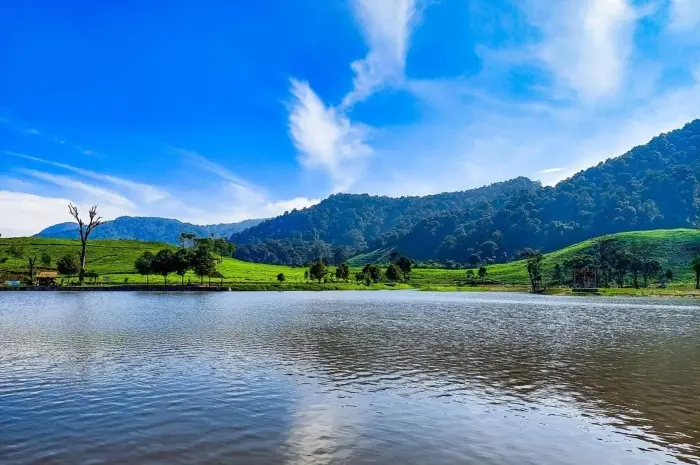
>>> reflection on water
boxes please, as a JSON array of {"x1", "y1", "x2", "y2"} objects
[{"x1": 1, "y1": 291, "x2": 699, "y2": 464}]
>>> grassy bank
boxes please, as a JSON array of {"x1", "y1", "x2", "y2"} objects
[{"x1": 1, "y1": 229, "x2": 699, "y2": 295}]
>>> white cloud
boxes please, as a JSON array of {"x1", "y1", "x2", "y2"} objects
[
  {"x1": 0, "y1": 191, "x2": 77, "y2": 237},
  {"x1": 668, "y1": 0, "x2": 700, "y2": 31},
  {"x1": 530, "y1": 0, "x2": 639, "y2": 103},
  {"x1": 19, "y1": 169, "x2": 137, "y2": 209},
  {"x1": 540, "y1": 167, "x2": 564, "y2": 174},
  {"x1": 5, "y1": 151, "x2": 168, "y2": 203},
  {"x1": 289, "y1": 79, "x2": 373, "y2": 192},
  {"x1": 342, "y1": 0, "x2": 422, "y2": 108}
]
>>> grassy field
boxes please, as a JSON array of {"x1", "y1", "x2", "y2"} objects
[
  {"x1": 1, "y1": 229, "x2": 699, "y2": 293},
  {"x1": 406, "y1": 229, "x2": 700, "y2": 288},
  {"x1": 0, "y1": 237, "x2": 409, "y2": 289}
]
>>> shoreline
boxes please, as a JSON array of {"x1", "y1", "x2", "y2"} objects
[{"x1": 2, "y1": 283, "x2": 699, "y2": 297}]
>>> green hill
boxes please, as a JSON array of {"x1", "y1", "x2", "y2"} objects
[
  {"x1": 1, "y1": 230, "x2": 699, "y2": 291},
  {"x1": 409, "y1": 229, "x2": 700, "y2": 288},
  {"x1": 234, "y1": 120, "x2": 700, "y2": 266},
  {"x1": 36, "y1": 216, "x2": 263, "y2": 244},
  {"x1": 0, "y1": 237, "x2": 360, "y2": 289}
]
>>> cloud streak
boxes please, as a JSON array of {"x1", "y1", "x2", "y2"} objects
[
  {"x1": 529, "y1": 0, "x2": 639, "y2": 103},
  {"x1": 5, "y1": 151, "x2": 168, "y2": 203},
  {"x1": 288, "y1": 79, "x2": 373, "y2": 193},
  {"x1": 342, "y1": 0, "x2": 421, "y2": 108}
]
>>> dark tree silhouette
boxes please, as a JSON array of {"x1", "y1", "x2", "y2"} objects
[
  {"x1": 172, "y1": 248, "x2": 192, "y2": 285},
  {"x1": 152, "y1": 249, "x2": 175, "y2": 285},
  {"x1": 57, "y1": 253, "x2": 79, "y2": 279},
  {"x1": 134, "y1": 251, "x2": 155, "y2": 285},
  {"x1": 692, "y1": 255, "x2": 700, "y2": 289},
  {"x1": 68, "y1": 203, "x2": 103, "y2": 285},
  {"x1": 309, "y1": 260, "x2": 326, "y2": 283},
  {"x1": 385, "y1": 263, "x2": 401, "y2": 282}
]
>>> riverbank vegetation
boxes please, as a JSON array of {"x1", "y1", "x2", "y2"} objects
[{"x1": 1, "y1": 229, "x2": 699, "y2": 295}]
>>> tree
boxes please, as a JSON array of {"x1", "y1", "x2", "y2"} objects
[
  {"x1": 336, "y1": 263, "x2": 350, "y2": 282},
  {"x1": 612, "y1": 249, "x2": 632, "y2": 287},
  {"x1": 57, "y1": 253, "x2": 79, "y2": 278},
  {"x1": 551, "y1": 263, "x2": 563, "y2": 284},
  {"x1": 134, "y1": 251, "x2": 155, "y2": 285},
  {"x1": 213, "y1": 238, "x2": 235, "y2": 263},
  {"x1": 362, "y1": 264, "x2": 382, "y2": 283},
  {"x1": 27, "y1": 255, "x2": 38, "y2": 285},
  {"x1": 592, "y1": 237, "x2": 617, "y2": 287},
  {"x1": 396, "y1": 256, "x2": 412, "y2": 281},
  {"x1": 478, "y1": 265, "x2": 488, "y2": 282},
  {"x1": 641, "y1": 259, "x2": 662, "y2": 288},
  {"x1": 309, "y1": 260, "x2": 326, "y2": 283},
  {"x1": 304, "y1": 270, "x2": 310, "y2": 281},
  {"x1": 152, "y1": 249, "x2": 175, "y2": 285},
  {"x1": 522, "y1": 250, "x2": 544, "y2": 290},
  {"x1": 692, "y1": 255, "x2": 700, "y2": 289},
  {"x1": 629, "y1": 257, "x2": 643, "y2": 288},
  {"x1": 385, "y1": 263, "x2": 401, "y2": 282},
  {"x1": 191, "y1": 245, "x2": 216, "y2": 285},
  {"x1": 40, "y1": 251, "x2": 52, "y2": 268},
  {"x1": 466, "y1": 269, "x2": 475, "y2": 280},
  {"x1": 277, "y1": 272, "x2": 286, "y2": 283},
  {"x1": 68, "y1": 203, "x2": 104, "y2": 285},
  {"x1": 172, "y1": 248, "x2": 192, "y2": 285},
  {"x1": 664, "y1": 269, "x2": 674, "y2": 281}
]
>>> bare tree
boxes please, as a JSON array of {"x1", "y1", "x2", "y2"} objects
[{"x1": 68, "y1": 203, "x2": 103, "y2": 285}]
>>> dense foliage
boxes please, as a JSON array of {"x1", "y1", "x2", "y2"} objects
[
  {"x1": 233, "y1": 177, "x2": 540, "y2": 265},
  {"x1": 235, "y1": 120, "x2": 700, "y2": 265},
  {"x1": 37, "y1": 216, "x2": 262, "y2": 245}
]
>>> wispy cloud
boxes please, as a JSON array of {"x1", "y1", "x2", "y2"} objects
[
  {"x1": 341, "y1": 0, "x2": 422, "y2": 108},
  {"x1": 5, "y1": 151, "x2": 168, "y2": 203},
  {"x1": 169, "y1": 146, "x2": 258, "y2": 191},
  {"x1": 529, "y1": 0, "x2": 640, "y2": 103},
  {"x1": 540, "y1": 167, "x2": 564, "y2": 174},
  {"x1": 19, "y1": 168, "x2": 136, "y2": 208},
  {"x1": 289, "y1": 79, "x2": 373, "y2": 193},
  {"x1": 287, "y1": 1, "x2": 422, "y2": 192}
]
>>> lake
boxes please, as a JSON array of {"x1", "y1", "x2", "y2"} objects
[{"x1": 1, "y1": 291, "x2": 699, "y2": 464}]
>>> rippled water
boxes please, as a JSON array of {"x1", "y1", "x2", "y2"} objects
[{"x1": 1, "y1": 291, "x2": 699, "y2": 464}]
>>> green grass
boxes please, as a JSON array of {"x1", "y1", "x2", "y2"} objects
[
  {"x1": 0, "y1": 237, "x2": 409, "y2": 288},
  {"x1": 408, "y1": 229, "x2": 700, "y2": 288},
  {"x1": 1, "y1": 229, "x2": 699, "y2": 293}
]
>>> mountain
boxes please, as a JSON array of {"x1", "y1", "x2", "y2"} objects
[
  {"x1": 232, "y1": 177, "x2": 541, "y2": 265},
  {"x1": 234, "y1": 120, "x2": 700, "y2": 265},
  {"x1": 36, "y1": 216, "x2": 263, "y2": 245}
]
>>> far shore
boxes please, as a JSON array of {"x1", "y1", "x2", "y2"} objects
[{"x1": 3, "y1": 283, "x2": 699, "y2": 298}]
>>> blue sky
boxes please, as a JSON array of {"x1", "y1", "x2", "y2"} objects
[{"x1": 1, "y1": 0, "x2": 700, "y2": 236}]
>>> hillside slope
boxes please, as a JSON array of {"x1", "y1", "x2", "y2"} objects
[
  {"x1": 36, "y1": 216, "x2": 263, "y2": 244},
  {"x1": 235, "y1": 120, "x2": 700, "y2": 265},
  {"x1": 2, "y1": 230, "x2": 698, "y2": 288},
  {"x1": 233, "y1": 177, "x2": 541, "y2": 265},
  {"x1": 409, "y1": 229, "x2": 700, "y2": 287}
]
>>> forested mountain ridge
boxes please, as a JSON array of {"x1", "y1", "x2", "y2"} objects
[
  {"x1": 235, "y1": 119, "x2": 700, "y2": 266},
  {"x1": 232, "y1": 177, "x2": 541, "y2": 265},
  {"x1": 36, "y1": 216, "x2": 263, "y2": 245}
]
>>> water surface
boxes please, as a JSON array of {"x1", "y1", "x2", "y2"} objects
[{"x1": 1, "y1": 291, "x2": 699, "y2": 464}]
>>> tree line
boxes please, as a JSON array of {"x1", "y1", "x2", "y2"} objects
[
  {"x1": 134, "y1": 237, "x2": 234, "y2": 285},
  {"x1": 520, "y1": 238, "x2": 700, "y2": 290},
  {"x1": 296, "y1": 252, "x2": 413, "y2": 286}
]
